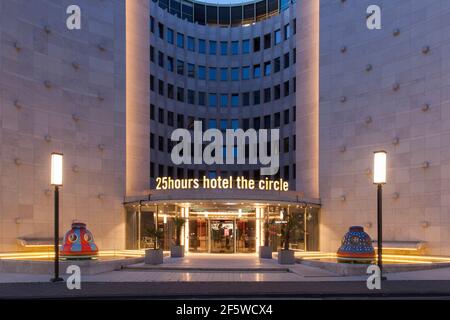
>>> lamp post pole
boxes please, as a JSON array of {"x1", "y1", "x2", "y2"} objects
[
  {"x1": 51, "y1": 185, "x2": 63, "y2": 282},
  {"x1": 377, "y1": 183, "x2": 383, "y2": 278}
]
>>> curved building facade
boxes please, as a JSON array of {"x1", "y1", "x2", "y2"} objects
[{"x1": 124, "y1": 0, "x2": 320, "y2": 254}]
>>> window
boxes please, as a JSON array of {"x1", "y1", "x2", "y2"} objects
[
  {"x1": 178, "y1": 168, "x2": 185, "y2": 179},
  {"x1": 198, "y1": 66, "x2": 206, "y2": 80},
  {"x1": 242, "y1": 92, "x2": 250, "y2": 106},
  {"x1": 284, "y1": 165, "x2": 290, "y2": 180},
  {"x1": 293, "y1": 19, "x2": 297, "y2": 35},
  {"x1": 231, "y1": 94, "x2": 239, "y2": 107},
  {"x1": 274, "y1": 112, "x2": 280, "y2": 127},
  {"x1": 253, "y1": 90, "x2": 260, "y2": 105},
  {"x1": 177, "y1": 87, "x2": 184, "y2": 102},
  {"x1": 158, "y1": 23, "x2": 164, "y2": 39},
  {"x1": 167, "y1": 56, "x2": 174, "y2": 72},
  {"x1": 199, "y1": 39, "x2": 206, "y2": 53},
  {"x1": 264, "y1": 61, "x2": 271, "y2": 76},
  {"x1": 208, "y1": 171, "x2": 217, "y2": 179},
  {"x1": 208, "y1": 119, "x2": 217, "y2": 129},
  {"x1": 231, "y1": 41, "x2": 239, "y2": 55},
  {"x1": 284, "y1": 80, "x2": 290, "y2": 97},
  {"x1": 293, "y1": 106, "x2": 296, "y2": 122},
  {"x1": 242, "y1": 39, "x2": 250, "y2": 54},
  {"x1": 293, "y1": 77, "x2": 296, "y2": 92},
  {"x1": 264, "y1": 33, "x2": 271, "y2": 49},
  {"x1": 284, "y1": 52, "x2": 290, "y2": 68},
  {"x1": 150, "y1": 133, "x2": 155, "y2": 149},
  {"x1": 187, "y1": 36, "x2": 195, "y2": 51},
  {"x1": 231, "y1": 119, "x2": 239, "y2": 130},
  {"x1": 253, "y1": 37, "x2": 260, "y2": 52},
  {"x1": 158, "y1": 108, "x2": 164, "y2": 124},
  {"x1": 177, "y1": 114, "x2": 184, "y2": 128},
  {"x1": 253, "y1": 117, "x2": 261, "y2": 130},
  {"x1": 158, "y1": 136, "x2": 164, "y2": 152},
  {"x1": 242, "y1": 66, "x2": 250, "y2": 80},
  {"x1": 167, "y1": 28, "x2": 174, "y2": 44},
  {"x1": 243, "y1": 118, "x2": 250, "y2": 130},
  {"x1": 150, "y1": 75, "x2": 154, "y2": 91},
  {"x1": 264, "y1": 115, "x2": 271, "y2": 129},
  {"x1": 167, "y1": 84, "x2": 174, "y2": 99},
  {"x1": 188, "y1": 90, "x2": 195, "y2": 104},
  {"x1": 150, "y1": 46, "x2": 154, "y2": 62},
  {"x1": 187, "y1": 63, "x2": 195, "y2": 78},
  {"x1": 177, "y1": 60, "x2": 184, "y2": 75},
  {"x1": 177, "y1": 33, "x2": 184, "y2": 48},
  {"x1": 158, "y1": 79, "x2": 164, "y2": 95},
  {"x1": 253, "y1": 64, "x2": 261, "y2": 78},
  {"x1": 168, "y1": 111, "x2": 174, "y2": 126},
  {"x1": 198, "y1": 92, "x2": 206, "y2": 106},
  {"x1": 231, "y1": 68, "x2": 239, "y2": 81},
  {"x1": 208, "y1": 93, "x2": 217, "y2": 107},
  {"x1": 150, "y1": 104, "x2": 155, "y2": 120},
  {"x1": 274, "y1": 85, "x2": 281, "y2": 100},
  {"x1": 209, "y1": 41, "x2": 217, "y2": 55},
  {"x1": 220, "y1": 94, "x2": 228, "y2": 108},
  {"x1": 284, "y1": 24, "x2": 291, "y2": 40},
  {"x1": 283, "y1": 137, "x2": 290, "y2": 153},
  {"x1": 158, "y1": 51, "x2": 164, "y2": 67},
  {"x1": 220, "y1": 41, "x2": 228, "y2": 55},
  {"x1": 220, "y1": 68, "x2": 228, "y2": 81},
  {"x1": 209, "y1": 67, "x2": 217, "y2": 80},
  {"x1": 220, "y1": 119, "x2": 227, "y2": 131},
  {"x1": 293, "y1": 48, "x2": 296, "y2": 64},
  {"x1": 150, "y1": 162, "x2": 155, "y2": 179},
  {"x1": 284, "y1": 109, "x2": 290, "y2": 125},
  {"x1": 274, "y1": 57, "x2": 281, "y2": 73},
  {"x1": 150, "y1": 16, "x2": 155, "y2": 33},
  {"x1": 293, "y1": 135, "x2": 296, "y2": 151},
  {"x1": 274, "y1": 29, "x2": 281, "y2": 45},
  {"x1": 264, "y1": 88, "x2": 271, "y2": 103}
]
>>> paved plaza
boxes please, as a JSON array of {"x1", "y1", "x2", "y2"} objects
[{"x1": 1, "y1": 254, "x2": 450, "y2": 298}]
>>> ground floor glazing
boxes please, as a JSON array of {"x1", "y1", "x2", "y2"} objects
[{"x1": 125, "y1": 201, "x2": 319, "y2": 253}]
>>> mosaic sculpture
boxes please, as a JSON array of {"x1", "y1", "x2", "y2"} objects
[
  {"x1": 337, "y1": 226, "x2": 375, "y2": 263},
  {"x1": 60, "y1": 222, "x2": 98, "y2": 260}
]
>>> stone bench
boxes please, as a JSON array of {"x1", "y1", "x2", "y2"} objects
[
  {"x1": 16, "y1": 237, "x2": 62, "y2": 252},
  {"x1": 372, "y1": 240, "x2": 426, "y2": 255}
]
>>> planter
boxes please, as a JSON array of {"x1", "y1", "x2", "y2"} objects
[
  {"x1": 170, "y1": 245, "x2": 185, "y2": 258},
  {"x1": 278, "y1": 249, "x2": 295, "y2": 265},
  {"x1": 144, "y1": 249, "x2": 163, "y2": 265},
  {"x1": 259, "y1": 246, "x2": 273, "y2": 259}
]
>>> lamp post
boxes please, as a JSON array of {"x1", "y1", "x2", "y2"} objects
[
  {"x1": 373, "y1": 151, "x2": 387, "y2": 280},
  {"x1": 50, "y1": 153, "x2": 64, "y2": 282}
]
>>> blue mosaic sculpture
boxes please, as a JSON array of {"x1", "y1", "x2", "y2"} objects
[{"x1": 337, "y1": 226, "x2": 375, "y2": 264}]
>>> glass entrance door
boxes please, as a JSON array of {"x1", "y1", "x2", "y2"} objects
[{"x1": 210, "y1": 219, "x2": 235, "y2": 253}]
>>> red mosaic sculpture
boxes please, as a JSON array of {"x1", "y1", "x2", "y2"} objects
[{"x1": 60, "y1": 222, "x2": 98, "y2": 260}]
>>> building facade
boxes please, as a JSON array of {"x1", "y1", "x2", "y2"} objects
[{"x1": 1, "y1": 0, "x2": 450, "y2": 255}]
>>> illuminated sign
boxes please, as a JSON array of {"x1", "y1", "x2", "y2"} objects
[{"x1": 156, "y1": 176, "x2": 289, "y2": 192}]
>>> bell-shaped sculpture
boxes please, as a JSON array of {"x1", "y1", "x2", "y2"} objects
[
  {"x1": 60, "y1": 222, "x2": 99, "y2": 260},
  {"x1": 337, "y1": 226, "x2": 375, "y2": 263}
]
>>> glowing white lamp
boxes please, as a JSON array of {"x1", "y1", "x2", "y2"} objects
[
  {"x1": 373, "y1": 151, "x2": 387, "y2": 184},
  {"x1": 51, "y1": 153, "x2": 63, "y2": 186}
]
